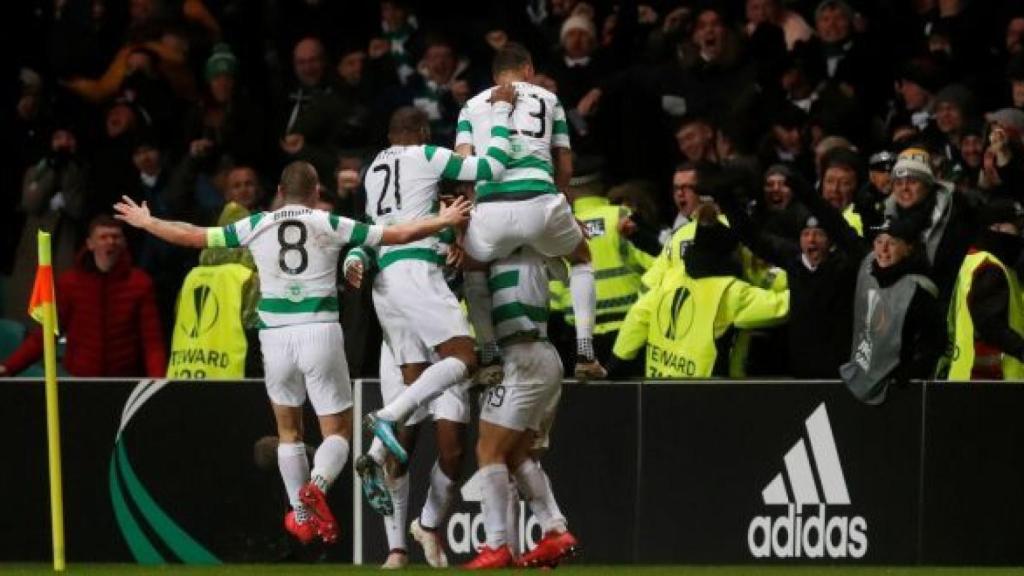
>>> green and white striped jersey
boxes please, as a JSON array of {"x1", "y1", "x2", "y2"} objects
[
  {"x1": 208, "y1": 206, "x2": 382, "y2": 328},
  {"x1": 364, "y1": 102, "x2": 512, "y2": 269},
  {"x1": 489, "y1": 249, "x2": 551, "y2": 345},
  {"x1": 456, "y1": 82, "x2": 570, "y2": 201}
]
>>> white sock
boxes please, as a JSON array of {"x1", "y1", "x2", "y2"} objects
[
  {"x1": 311, "y1": 434, "x2": 349, "y2": 492},
  {"x1": 383, "y1": 473, "x2": 410, "y2": 552},
  {"x1": 368, "y1": 437, "x2": 388, "y2": 466},
  {"x1": 377, "y1": 358, "x2": 468, "y2": 422},
  {"x1": 277, "y1": 441, "x2": 310, "y2": 521},
  {"x1": 514, "y1": 459, "x2": 567, "y2": 533},
  {"x1": 464, "y1": 271, "x2": 499, "y2": 362},
  {"x1": 479, "y1": 463, "x2": 510, "y2": 549},
  {"x1": 570, "y1": 263, "x2": 596, "y2": 358},
  {"x1": 420, "y1": 461, "x2": 455, "y2": 529},
  {"x1": 506, "y1": 479, "x2": 521, "y2": 557}
]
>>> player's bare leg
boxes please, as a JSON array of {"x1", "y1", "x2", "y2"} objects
[{"x1": 367, "y1": 337, "x2": 477, "y2": 462}]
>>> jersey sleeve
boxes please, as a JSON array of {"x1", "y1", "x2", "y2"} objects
[
  {"x1": 455, "y1": 105, "x2": 474, "y2": 149},
  {"x1": 207, "y1": 212, "x2": 263, "y2": 248},
  {"x1": 328, "y1": 213, "x2": 384, "y2": 247},
  {"x1": 552, "y1": 99, "x2": 571, "y2": 150},
  {"x1": 424, "y1": 102, "x2": 511, "y2": 182}
]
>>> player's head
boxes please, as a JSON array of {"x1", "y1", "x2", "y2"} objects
[
  {"x1": 278, "y1": 161, "x2": 321, "y2": 206},
  {"x1": 388, "y1": 106, "x2": 430, "y2": 145},
  {"x1": 492, "y1": 42, "x2": 534, "y2": 83}
]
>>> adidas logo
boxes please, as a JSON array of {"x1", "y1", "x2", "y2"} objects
[{"x1": 748, "y1": 403, "x2": 868, "y2": 559}]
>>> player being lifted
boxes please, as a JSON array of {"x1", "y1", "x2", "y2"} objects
[
  {"x1": 344, "y1": 91, "x2": 514, "y2": 567},
  {"x1": 465, "y1": 247, "x2": 578, "y2": 569},
  {"x1": 455, "y1": 42, "x2": 604, "y2": 382},
  {"x1": 112, "y1": 161, "x2": 471, "y2": 546}
]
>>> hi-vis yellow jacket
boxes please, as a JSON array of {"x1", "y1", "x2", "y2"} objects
[
  {"x1": 948, "y1": 250, "x2": 1024, "y2": 380},
  {"x1": 551, "y1": 196, "x2": 653, "y2": 334},
  {"x1": 612, "y1": 270, "x2": 789, "y2": 378}
]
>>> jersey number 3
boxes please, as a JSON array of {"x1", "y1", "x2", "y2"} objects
[
  {"x1": 512, "y1": 94, "x2": 547, "y2": 139},
  {"x1": 374, "y1": 159, "x2": 402, "y2": 216}
]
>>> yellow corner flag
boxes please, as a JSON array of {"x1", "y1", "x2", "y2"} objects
[
  {"x1": 29, "y1": 233, "x2": 59, "y2": 334},
  {"x1": 33, "y1": 231, "x2": 65, "y2": 571}
]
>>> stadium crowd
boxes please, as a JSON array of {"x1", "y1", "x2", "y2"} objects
[{"x1": 7, "y1": 0, "x2": 1024, "y2": 390}]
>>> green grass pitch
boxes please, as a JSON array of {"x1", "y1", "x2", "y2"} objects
[{"x1": 5, "y1": 566, "x2": 1024, "y2": 575}]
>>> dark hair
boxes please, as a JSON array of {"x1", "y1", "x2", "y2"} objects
[
  {"x1": 492, "y1": 42, "x2": 532, "y2": 77},
  {"x1": 88, "y1": 214, "x2": 124, "y2": 235},
  {"x1": 388, "y1": 106, "x2": 430, "y2": 140},
  {"x1": 821, "y1": 147, "x2": 864, "y2": 181},
  {"x1": 279, "y1": 161, "x2": 320, "y2": 202}
]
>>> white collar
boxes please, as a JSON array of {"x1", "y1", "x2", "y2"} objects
[{"x1": 565, "y1": 56, "x2": 591, "y2": 67}]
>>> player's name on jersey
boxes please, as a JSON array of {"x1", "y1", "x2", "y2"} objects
[{"x1": 273, "y1": 208, "x2": 314, "y2": 221}]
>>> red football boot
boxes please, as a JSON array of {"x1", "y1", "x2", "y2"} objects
[
  {"x1": 299, "y1": 483, "x2": 339, "y2": 543},
  {"x1": 464, "y1": 545, "x2": 513, "y2": 569},
  {"x1": 518, "y1": 530, "x2": 580, "y2": 567},
  {"x1": 284, "y1": 511, "x2": 317, "y2": 545}
]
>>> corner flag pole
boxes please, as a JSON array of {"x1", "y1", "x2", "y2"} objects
[{"x1": 35, "y1": 231, "x2": 65, "y2": 571}]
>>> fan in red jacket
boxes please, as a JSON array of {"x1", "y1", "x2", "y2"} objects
[{"x1": 1, "y1": 215, "x2": 166, "y2": 377}]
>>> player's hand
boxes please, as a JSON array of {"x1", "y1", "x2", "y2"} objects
[
  {"x1": 113, "y1": 195, "x2": 153, "y2": 229},
  {"x1": 446, "y1": 243, "x2": 466, "y2": 268},
  {"x1": 281, "y1": 133, "x2": 305, "y2": 155},
  {"x1": 344, "y1": 259, "x2": 364, "y2": 289},
  {"x1": 489, "y1": 83, "x2": 517, "y2": 106},
  {"x1": 439, "y1": 196, "x2": 473, "y2": 226},
  {"x1": 576, "y1": 218, "x2": 592, "y2": 239}
]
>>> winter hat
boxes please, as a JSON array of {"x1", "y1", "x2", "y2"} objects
[
  {"x1": 985, "y1": 108, "x2": 1024, "y2": 134},
  {"x1": 560, "y1": 14, "x2": 596, "y2": 44},
  {"x1": 868, "y1": 150, "x2": 895, "y2": 172},
  {"x1": 934, "y1": 84, "x2": 974, "y2": 115},
  {"x1": 871, "y1": 217, "x2": 921, "y2": 244},
  {"x1": 891, "y1": 148, "x2": 935, "y2": 186},
  {"x1": 897, "y1": 56, "x2": 945, "y2": 94},
  {"x1": 205, "y1": 44, "x2": 239, "y2": 81}
]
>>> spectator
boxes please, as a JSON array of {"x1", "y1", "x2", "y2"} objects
[
  {"x1": 183, "y1": 43, "x2": 266, "y2": 169},
  {"x1": 979, "y1": 108, "x2": 1024, "y2": 201},
  {"x1": 275, "y1": 36, "x2": 346, "y2": 188},
  {"x1": 885, "y1": 147, "x2": 975, "y2": 303},
  {"x1": 841, "y1": 217, "x2": 945, "y2": 403},
  {"x1": 9, "y1": 125, "x2": 90, "y2": 325},
  {"x1": 758, "y1": 164, "x2": 811, "y2": 239},
  {"x1": 0, "y1": 216, "x2": 166, "y2": 377},
  {"x1": 370, "y1": 0, "x2": 421, "y2": 85},
  {"x1": 947, "y1": 199, "x2": 1024, "y2": 380},
  {"x1": 398, "y1": 36, "x2": 470, "y2": 145},
  {"x1": 819, "y1": 146, "x2": 869, "y2": 235},
  {"x1": 744, "y1": 0, "x2": 812, "y2": 51},
  {"x1": 675, "y1": 116, "x2": 718, "y2": 165},
  {"x1": 714, "y1": 166, "x2": 867, "y2": 379},
  {"x1": 551, "y1": 13, "x2": 606, "y2": 152}
]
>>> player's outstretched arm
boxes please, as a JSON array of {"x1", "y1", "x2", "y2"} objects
[
  {"x1": 380, "y1": 196, "x2": 472, "y2": 246},
  {"x1": 113, "y1": 195, "x2": 208, "y2": 248}
]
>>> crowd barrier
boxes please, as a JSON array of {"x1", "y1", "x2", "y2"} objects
[{"x1": 3, "y1": 379, "x2": 1022, "y2": 566}]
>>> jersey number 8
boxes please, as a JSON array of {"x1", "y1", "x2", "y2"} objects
[{"x1": 278, "y1": 221, "x2": 308, "y2": 275}]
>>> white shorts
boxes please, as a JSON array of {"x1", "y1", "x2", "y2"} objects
[
  {"x1": 373, "y1": 261, "x2": 470, "y2": 365},
  {"x1": 379, "y1": 343, "x2": 470, "y2": 426},
  {"x1": 259, "y1": 322, "x2": 352, "y2": 416},
  {"x1": 464, "y1": 194, "x2": 583, "y2": 262},
  {"x1": 480, "y1": 341, "x2": 563, "y2": 432}
]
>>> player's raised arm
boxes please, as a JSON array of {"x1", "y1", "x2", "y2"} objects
[
  {"x1": 113, "y1": 195, "x2": 209, "y2": 248},
  {"x1": 380, "y1": 196, "x2": 472, "y2": 246},
  {"x1": 425, "y1": 85, "x2": 515, "y2": 181}
]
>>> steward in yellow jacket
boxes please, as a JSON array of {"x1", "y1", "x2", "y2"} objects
[{"x1": 609, "y1": 207, "x2": 790, "y2": 378}]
